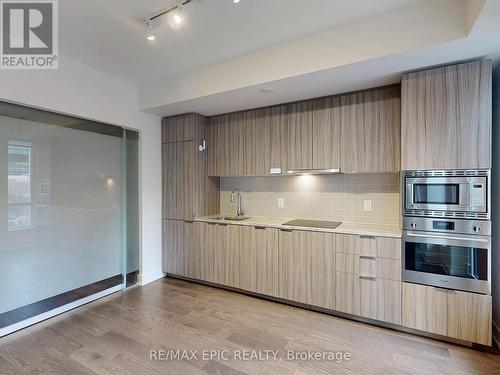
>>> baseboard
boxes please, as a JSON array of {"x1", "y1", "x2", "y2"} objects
[
  {"x1": 0, "y1": 285, "x2": 122, "y2": 337},
  {"x1": 493, "y1": 321, "x2": 500, "y2": 349},
  {"x1": 139, "y1": 269, "x2": 165, "y2": 286}
]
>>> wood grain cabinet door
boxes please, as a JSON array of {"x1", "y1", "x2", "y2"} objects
[
  {"x1": 278, "y1": 230, "x2": 310, "y2": 304},
  {"x1": 207, "y1": 113, "x2": 244, "y2": 176},
  {"x1": 201, "y1": 223, "x2": 217, "y2": 282},
  {"x1": 447, "y1": 290, "x2": 492, "y2": 346},
  {"x1": 162, "y1": 141, "x2": 195, "y2": 220},
  {"x1": 253, "y1": 227, "x2": 279, "y2": 296},
  {"x1": 162, "y1": 143, "x2": 177, "y2": 219},
  {"x1": 312, "y1": 97, "x2": 341, "y2": 170},
  {"x1": 162, "y1": 219, "x2": 178, "y2": 274},
  {"x1": 175, "y1": 141, "x2": 195, "y2": 220},
  {"x1": 335, "y1": 272, "x2": 360, "y2": 316},
  {"x1": 309, "y1": 232, "x2": 336, "y2": 309},
  {"x1": 401, "y1": 60, "x2": 491, "y2": 170},
  {"x1": 341, "y1": 86, "x2": 400, "y2": 173},
  {"x1": 402, "y1": 283, "x2": 448, "y2": 337},
  {"x1": 162, "y1": 114, "x2": 195, "y2": 143},
  {"x1": 242, "y1": 107, "x2": 285, "y2": 176},
  {"x1": 285, "y1": 101, "x2": 313, "y2": 171}
]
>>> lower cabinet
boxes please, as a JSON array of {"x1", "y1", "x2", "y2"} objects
[
  {"x1": 163, "y1": 219, "x2": 197, "y2": 277},
  {"x1": 278, "y1": 229, "x2": 335, "y2": 309},
  {"x1": 198, "y1": 223, "x2": 279, "y2": 297},
  {"x1": 164, "y1": 223, "x2": 491, "y2": 345},
  {"x1": 402, "y1": 283, "x2": 492, "y2": 345},
  {"x1": 335, "y1": 272, "x2": 401, "y2": 325},
  {"x1": 240, "y1": 226, "x2": 279, "y2": 296}
]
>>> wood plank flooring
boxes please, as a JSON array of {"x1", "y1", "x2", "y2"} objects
[{"x1": 1, "y1": 278, "x2": 499, "y2": 375}]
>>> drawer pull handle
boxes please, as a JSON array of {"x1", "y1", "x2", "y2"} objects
[
  {"x1": 359, "y1": 255, "x2": 376, "y2": 260},
  {"x1": 358, "y1": 275, "x2": 376, "y2": 280},
  {"x1": 359, "y1": 235, "x2": 376, "y2": 239},
  {"x1": 254, "y1": 226, "x2": 266, "y2": 230},
  {"x1": 280, "y1": 229, "x2": 293, "y2": 232}
]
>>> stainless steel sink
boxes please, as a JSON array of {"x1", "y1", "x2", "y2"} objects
[{"x1": 215, "y1": 216, "x2": 250, "y2": 221}]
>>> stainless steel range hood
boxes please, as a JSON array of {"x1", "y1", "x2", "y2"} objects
[{"x1": 285, "y1": 168, "x2": 341, "y2": 175}]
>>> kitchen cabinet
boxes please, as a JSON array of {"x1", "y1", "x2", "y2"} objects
[
  {"x1": 207, "y1": 112, "x2": 245, "y2": 176},
  {"x1": 401, "y1": 60, "x2": 492, "y2": 170},
  {"x1": 212, "y1": 224, "x2": 240, "y2": 287},
  {"x1": 162, "y1": 113, "x2": 197, "y2": 143},
  {"x1": 284, "y1": 101, "x2": 313, "y2": 171},
  {"x1": 335, "y1": 233, "x2": 402, "y2": 324},
  {"x1": 163, "y1": 219, "x2": 197, "y2": 277},
  {"x1": 242, "y1": 106, "x2": 286, "y2": 176},
  {"x1": 402, "y1": 283, "x2": 492, "y2": 345},
  {"x1": 312, "y1": 96, "x2": 342, "y2": 170},
  {"x1": 341, "y1": 86, "x2": 401, "y2": 173},
  {"x1": 278, "y1": 230, "x2": 335, "y2": 309},
  {"x1": 196, "y1": 223, "x2": 279, "y2": 296},
  {"x1": 335, "y1": 272, "x2": 401, "y2": 324},
  {"x1": 240, "y1": 226, "x2": 279, "y2": 296},
  {"x1": 209, "y1": 106, "x2": 286, "y2": 176},
  {"x1": 336, "y1": 234, "x2": 401, "y2": 259},
  {"x1": 162, "y1": 114, "x2": 219, "y2": 220},
  {"x1": 162, "y1": 142, "x2": 193, "y2": 220}
]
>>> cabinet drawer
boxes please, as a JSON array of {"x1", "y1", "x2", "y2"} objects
[
  {"x1": 335, "y1": 253, "x2": 401, "y2": 281},
  {"x1": 402, "y1": 283, "x2": 492, "y2": 345},
  {"x1": 336, "y1": 234, "x2": 401, "y2": 259},
  {"x1": 335, "y1": 272, "x2": 401, "y2": 324}
]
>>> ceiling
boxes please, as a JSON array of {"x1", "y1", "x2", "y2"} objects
[
  {"x1": 60, "y1": 0, "x2": 420, "y2": 84},
  {"x1": 59, "y1": 0, "x2": 500, "y2": 117}
]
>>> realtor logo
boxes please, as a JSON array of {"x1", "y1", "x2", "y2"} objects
[{"x1": 1, "y1": 0, "x2": 58, "y2": 69}]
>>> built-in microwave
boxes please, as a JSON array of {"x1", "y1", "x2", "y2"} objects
[{"x1": 404, "y1": 170, "x2": 489, "y2": 220}]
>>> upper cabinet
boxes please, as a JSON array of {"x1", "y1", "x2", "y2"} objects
[
  {"x1": 208, "y1": 106, "x2": 286, "y2": 176},
  {"x1": 285, "y1": 101, "x2": 313, "y2": 170},
  {"x1": 312, "y1": 96, "x2": 342, "y2": 170},
  {"x1": 207, "y1": 85, "x2": 399, "y2": 176},
  {"x1": 401, "y1": 60, "x2": 492, "y2": 170},
  {"x1": 243, "y1": 106, "x2": 286, "y2": 176},
  {"x1": 163, "y1": 114, "x2": 196, "y2": 143},
  {"x1": 162, "y1": 114, "x2": 219, "y2": 220},
  {"x1": 341, "y1": 86, "x2": 401, "y2": 173}
]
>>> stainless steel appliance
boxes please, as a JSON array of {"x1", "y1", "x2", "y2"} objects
[
  {"x1": 404, "y1": 169, "x2": 489, "y2": 220},
  {"x1": 403, "y1": 218, "x2": 491, "y2": 295}
]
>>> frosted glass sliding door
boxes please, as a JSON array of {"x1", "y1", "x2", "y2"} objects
[{"x1": 0, "y1": 102, "x2": 134, "y2": 332}]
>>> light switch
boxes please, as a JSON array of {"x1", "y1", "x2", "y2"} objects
[
  {"x1": 277, "y1": 198, "x2": 285, "y2": 208},
  {"x1": 364, "y1": 200, "x2": 372, "y2": 211}
]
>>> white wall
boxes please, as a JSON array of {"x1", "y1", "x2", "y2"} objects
[
  {"x1": 0, "y1": 56, "x2": 163, "y2": 286},
  {"x1": 492, "y1": 63, "x2": 500, "y2": 346}
]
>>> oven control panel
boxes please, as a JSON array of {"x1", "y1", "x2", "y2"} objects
[{"x1": 403, "y1": 216, "x2": 491, "y2": 236}]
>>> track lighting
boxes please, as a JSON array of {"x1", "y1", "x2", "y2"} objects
[
  {"x1": 146, "y1": 19, "x2": 155, "y2": 42},
  {"x1": 144, "y1": 0, "x2": 191, "y2": 40}
]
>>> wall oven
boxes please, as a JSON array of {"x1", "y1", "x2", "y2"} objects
[
  {"x1": 403, "y1": 217, "x2": 491, "y2": 295},
  {"x1": 404, "y1": 170, "x2": 489, "y2": 219}
]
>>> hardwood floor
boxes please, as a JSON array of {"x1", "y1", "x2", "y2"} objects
[{"x1": 1, "y1": 278, "x2": 499, "y2": 375}]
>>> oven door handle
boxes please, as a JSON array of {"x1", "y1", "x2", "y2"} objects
[{"x1": 405, "y1": 232, "x2": 489, "y2": 243}]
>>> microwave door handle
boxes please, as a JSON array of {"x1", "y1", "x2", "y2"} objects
[{"x1": 406, "y1": 232, "x2": 489, "y2": 243}]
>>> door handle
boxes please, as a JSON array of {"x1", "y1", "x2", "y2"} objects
[
  {"x1": 406, "y1": 232, "x2": 488, "y2": 243},
  {"x1": 358, "y1": 275, "x2": 376, "y2": 280}
]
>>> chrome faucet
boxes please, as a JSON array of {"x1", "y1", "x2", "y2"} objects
[{"x1": 230, "y1": 190, "x2": 244, "y2": 217}]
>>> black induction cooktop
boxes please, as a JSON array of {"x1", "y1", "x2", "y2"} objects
[{"x1": 282, "y1": 219, "x2": 342, "y2": 229}]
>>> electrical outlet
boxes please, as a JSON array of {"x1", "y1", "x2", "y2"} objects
[
  {"x1": 363, "y1": 200, "x2": 372, "y2": 211},
  {"x1": 277, "y1": 198, "x2": 285, "y2": 208}
]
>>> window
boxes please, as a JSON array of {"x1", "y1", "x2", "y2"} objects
[{"x1": 8, "y1": 142, "x2": 32, "y2": 230}]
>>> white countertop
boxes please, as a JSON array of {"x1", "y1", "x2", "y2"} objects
[{"x1": 195, "y1": 215, "x2": 402, "y2": 238}]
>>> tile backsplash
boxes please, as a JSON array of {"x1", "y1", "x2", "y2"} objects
[{"x1": 220, "y1": 174, "x2": 401, "y2": 226}]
